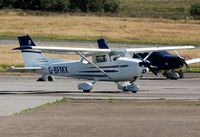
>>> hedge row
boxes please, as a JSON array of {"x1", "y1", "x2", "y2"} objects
[
  {"x1": 190, "y1": 3, "x2": 200, "y2": 16},
  {"x1": 0, "y1": 0, "x2": 120, "y2": 13}
]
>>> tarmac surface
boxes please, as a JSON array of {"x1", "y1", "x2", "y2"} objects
[
  {"x1": 0, "y1": 73, "x2": 199, "y2": 116},
  {"x1": 1, "y1": 99, "x2": 200, "y2": 137}
]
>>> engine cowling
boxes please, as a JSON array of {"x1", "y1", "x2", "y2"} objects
[{"x1": 78, "y1": 82, "x2": 93, "y2": 92}]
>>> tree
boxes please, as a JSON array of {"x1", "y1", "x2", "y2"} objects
[
  {"x1": 0, "y1": 0, "x2": 16, "y2": 9},
  {"x1": 50, "y1": 0, "x2": 69, "y2": 12},
  {"x1": 13, "y1": 0, "x2": 42, "y2": 10},
  {"x1": 69, "y1": 0, "x2": 120, "y2": 13},
  {"x1": 104, "y1": 0, "x2": 120, "y2": 13},
  {"x1": 2, "y1": 0, "x2": 120, "y2": 13},
  {"x1": 190, "y1": 3, "x2": 200, "y2": 17},
  {"x1": 41, "y1": 0, "x2": 69, "y2": 12}
]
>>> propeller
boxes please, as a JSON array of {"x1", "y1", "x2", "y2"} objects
[
  {"x1": 135, "y1": 53, "x2": 159, "y2": 76},
  {"x1": 180, "y1": 57, "x2": 191, "y2": 71},
  {"x1": 175, "y1": 50, "x2": 191, "y2": 71}
]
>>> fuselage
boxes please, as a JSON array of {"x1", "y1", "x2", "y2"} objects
[{"x1": 41, "y1": 57, "x2": 147, "y2": 81}]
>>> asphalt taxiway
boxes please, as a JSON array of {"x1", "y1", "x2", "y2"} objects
[{"x1": 0, "y1": 73, "x2": 199, "y2": 115}]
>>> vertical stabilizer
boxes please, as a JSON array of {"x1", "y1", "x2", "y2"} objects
[
  {"x1": 18, "y1": 35, "x2": 36, "y2": 47},
  {"x1": 17, "y1": 35, "x2": 48, "y2": 67},
  {"x1": 97, "y1": 38, "x2": 109, "y2": 49}
]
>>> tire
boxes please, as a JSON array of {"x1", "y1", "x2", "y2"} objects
[
  {"x1": 47, "y1": 76, "x2": 54, "y2": 81},
  {"x1": 178, "y1": 71, "x2": 184, "y2": 79},
  {"x1": 132, "y1": 90, "x2": 138, "y2": 93},
  {"x1": 83, "y1": 90, "x2": 90, "y2": 93}
]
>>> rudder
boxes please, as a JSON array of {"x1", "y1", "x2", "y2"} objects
[
  {"x1": 97, "y1": 38, "x2": 109, "y2": 49},
  {"x1": 17, "y1": 35, "x2": 48, "y2": 67}
]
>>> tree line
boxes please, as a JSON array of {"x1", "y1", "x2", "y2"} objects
[
  {"x1": 0, "y1": 0, "x2": 120, "y2": 13},
  {"x1": 190, "y1": 3, "x2": 200, "y2": 18}
]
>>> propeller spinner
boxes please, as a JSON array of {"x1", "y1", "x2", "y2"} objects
[{"x1": 135, "y1": 53, "x2": 159, "y2": 76}]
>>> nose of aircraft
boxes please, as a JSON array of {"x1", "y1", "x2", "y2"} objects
[
  {"x1": 164, "y1": 56, "x2": 184, "y2": 69},
  {"x1": 139, "y1": 60, "x2": 158, "y2": 76}
]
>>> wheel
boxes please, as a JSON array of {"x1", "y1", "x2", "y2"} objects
[
  {"x1": 47, "y1": 76, "x2": 54, "y2": 81},
  {"x1": 122, "y1": 88, "x2": 129, "y2": 92},
  {"x1": 132, "y1": 90, "x2": 138, "y2": 93},
  {"x1": 83, "y1": 90, "x2": 91, "y2": 93},
  {"x1": 163, "y1": 71, "x2": 179, "y2": 80},
  {"x1": 178, "y1": 70, "x2": 184, "y2": 78}
]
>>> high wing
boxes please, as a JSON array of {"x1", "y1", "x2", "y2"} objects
[
  {"x1": 126, "y1": 46, "x2": 195, "y2": 53},
  {"x1": 13, "y1": 45, "x2": 194, "y2": 55},
  {"x1": 186, "y1": 58, "x2": 200, "y2": 64},
  {"x1": 13, "y1": 46, "x2": 111, "y2": 55}
]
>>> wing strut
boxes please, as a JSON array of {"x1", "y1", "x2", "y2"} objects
[
  {"x1": 76, "y1": 52, "x2": 124, "y2": 89},
  {"x1": 143, "y1": 51, "x2": 153, "y2": 60}
]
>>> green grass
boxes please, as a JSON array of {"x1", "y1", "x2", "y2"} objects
[
  {"x1": 18, "y1": 97, "x2": 69, "y2": 114},
  {"x1": 0, "y1": 65, "x2": 8, "y2": 72},
  {"x1": 0, "y1": 64, "x2": 23, "y2": 72},
  {"x1": 189, "y1": 67, "x2": 200, "y2": 73}
]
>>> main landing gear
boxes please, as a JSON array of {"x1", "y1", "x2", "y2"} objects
[
  {"x1": 163, "y1": 69, "x2": 184, "y2": 80},
  {"x1": 78, "y1": 81, "x2": 139, "y2": 93},
  {"x1": 117, "y1": 82, "x2": 139, "y2": 93},
  {"x1": 37, "y1": 74, "x2": 54, "y2": 81},
  {"x1": 78, "y1": 82, "x2": 94, "y2": 93}
]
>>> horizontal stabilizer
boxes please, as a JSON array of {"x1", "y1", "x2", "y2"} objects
[
  {"x1": 9, "y1": 66, "x2": 43, "y2": 72},
  {"x1": 186, "y1": 58, "x2": 200, "y2": 64}
]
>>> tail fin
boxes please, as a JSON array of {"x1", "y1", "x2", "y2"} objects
[
  {"x1": 97, "y1": 38, "x2": 109, "y2": 49},
  {"x1": 18, "y1": 35, "x2": 36, "y2": 47},
  {"x1": 16, "y1": 35, "x2": 48, "y2": 67}
]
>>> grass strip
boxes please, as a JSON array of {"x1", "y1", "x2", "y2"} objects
[{"x1": 18, "y1": 97, "x2": 70, "y2": 114}]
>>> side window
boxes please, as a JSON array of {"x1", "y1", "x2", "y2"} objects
[
  {"x1": 96, "y1": 55, "x2": 107, "y2": 63},
  {"x1": 80, "y1": 56, "x2": 92, "y2": 64}
]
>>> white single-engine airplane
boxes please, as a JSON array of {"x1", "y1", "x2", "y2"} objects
[{"x1": 12, "y1": 35, "x2": 195, "y2": 93}]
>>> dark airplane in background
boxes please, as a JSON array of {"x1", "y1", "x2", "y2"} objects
[
  {"x1": 132, "y1": 51, "x2": 187, "y2": 79},
  {"x1": 97, "y1": 38, "x2": 200, "y2": 79}
]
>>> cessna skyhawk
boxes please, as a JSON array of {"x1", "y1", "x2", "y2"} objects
[
  {"x1": 98, "y1": 38, "x2": 200, "y2": 80},
  {"x1": 11, "y1": 35, "x2": 195, "y2": 93}
]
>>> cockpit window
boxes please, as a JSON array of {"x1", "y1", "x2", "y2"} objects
[{"x1": 96, "y1": 55, "x2": 107, "y2": 63}]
